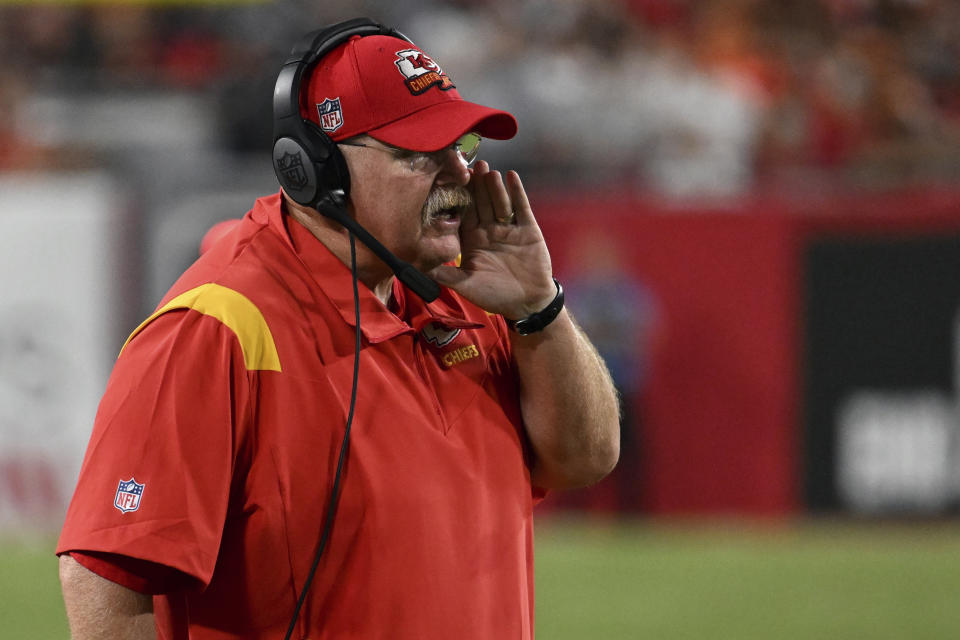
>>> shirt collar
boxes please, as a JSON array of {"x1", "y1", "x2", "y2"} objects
[{"x1": 266, "y1": 193, "x2": 485, "y2": 343}]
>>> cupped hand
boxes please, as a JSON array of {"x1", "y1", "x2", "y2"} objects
[{"x1": 429, "y1": 160, "x2": 556, "y2": 319}]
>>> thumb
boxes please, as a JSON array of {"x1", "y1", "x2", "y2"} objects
[{"x1": 428, "y1": 264, "x2": 468, "y2": 288}]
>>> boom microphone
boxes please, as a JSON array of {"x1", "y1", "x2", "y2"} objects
[{"x1": 315, "y1": 194, "x2": 441, "y2": 302}]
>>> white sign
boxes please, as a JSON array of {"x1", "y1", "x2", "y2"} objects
[
  {"x1": 0, "y1": 172, "x2": 122, "y2": 533},
  {"x1": 836, "y1": 390, "x2": 955, "y2": 513}
]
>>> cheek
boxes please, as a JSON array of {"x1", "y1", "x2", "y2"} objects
[
  {"x1": 358, "y1": 184, "x2": 427, "y2": 226},
  {"x1": 345, "y1": 156, "x2": 434, "y2": 237},
  {"x1": 354, "y1": 184, "x2": 427, "y2": 244}
]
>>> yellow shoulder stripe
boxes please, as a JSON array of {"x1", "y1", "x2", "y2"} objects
[{"x1": 120, "y1": 283, "x2": 281, "y2": 371}]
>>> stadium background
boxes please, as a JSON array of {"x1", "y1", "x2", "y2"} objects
[{"x1": 2, "y1": 0, "x2": 960, "y2": 637}]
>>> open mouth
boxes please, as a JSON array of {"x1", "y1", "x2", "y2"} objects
[
  {"x1": 422, "y1": 186, "x2": 471, "y2": 227},
  {"x1": 425, "y1": 207, "x2": 462, "y2": 226}
]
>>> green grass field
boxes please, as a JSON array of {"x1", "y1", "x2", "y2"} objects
[
  {"x1": 4, "y1": 517, "x2": 960, "y2": 639},
  {"x1": 535, "y1": 516, "x2": 960, "y2": 639}
]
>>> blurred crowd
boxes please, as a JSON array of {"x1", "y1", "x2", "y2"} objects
[{"x1": 1, "y1": 0, "x2": 959, "y2": 199}]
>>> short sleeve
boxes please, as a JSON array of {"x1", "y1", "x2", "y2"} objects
[
  {"x1": 65, "y1": 550, "x2": 197, "y2": 595},
  {"x1": 57, "y1": 309, "x2": 251, "y2": 588}
]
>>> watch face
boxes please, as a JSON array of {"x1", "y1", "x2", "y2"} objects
[{"x1": 509, "y1": 279, "x2": 563, "y2": 335}]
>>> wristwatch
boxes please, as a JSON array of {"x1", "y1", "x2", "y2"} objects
[{"x1": 507, "y1": 278, "x2": 564, "y2": 336}]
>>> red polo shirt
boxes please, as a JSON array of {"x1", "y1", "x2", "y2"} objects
[{"x1": 58, "y1": 193, "x2": 540, "y2": 639}]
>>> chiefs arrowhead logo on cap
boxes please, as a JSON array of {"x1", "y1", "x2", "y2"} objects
[
  {"x1": 303, "y1": 34, "x2": 516, "y2": 150},
  {"x1": 394, "y1": 49, "x2": 455, "y2": 95}
]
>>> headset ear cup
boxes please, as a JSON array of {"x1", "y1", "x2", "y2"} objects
[
  {"x1": 273, "y1": 137, "x2": 319, "y2": 206},
  {"x1": 272, "y1": 126, "x2": 350, "y2": 209},
  {"x1": 304, "y1": 120, "x2": 350, "y2": 205},
  {"x1": 274, "y1": 18, "x2": 409, "y2": 209}
]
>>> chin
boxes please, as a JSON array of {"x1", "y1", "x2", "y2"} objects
[{"x1": 415, "y1": 236, "x2": 460, "y2": 270}]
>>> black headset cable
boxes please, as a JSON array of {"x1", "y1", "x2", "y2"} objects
[{"x1": 283, "y1": 232, "x2": 361, "y2": 640}]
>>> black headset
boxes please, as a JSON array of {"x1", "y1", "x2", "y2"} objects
[
  {"x1": 277, "y1": 20, "x2": 437, "y2": 640},
  {"x1": 272, "y1": 17, "x2": 440, "y2": 302},
  {"x1": 272, "y1": 17, "x2": 411, "y2": 209}
]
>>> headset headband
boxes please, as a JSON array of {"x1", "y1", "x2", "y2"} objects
[
  {"x1": 273, "y1": 19, "x2": 412, "y2": 131},
  {"x1": 270, "y1": 19, "x2": 440, "y2": 303},
  {"x1": 272, "y1": 18, "x2": 414, "y2": 209}
]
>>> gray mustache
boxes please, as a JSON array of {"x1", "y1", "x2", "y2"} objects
[{"x1": 422, "y1": 186, "x2": 472, "y2": 222}]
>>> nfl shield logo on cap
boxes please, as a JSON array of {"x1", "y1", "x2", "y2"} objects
[
  {"x1": 114, "y1": 478, "x2": 145, "y2": 513},
  {"x1": 316, "y1": 97, "x2": 344, "y2": 133}
]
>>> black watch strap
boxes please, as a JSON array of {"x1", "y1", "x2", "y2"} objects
[{"x1": 507, "y1": 278, "x2": 564, "y2": 336}]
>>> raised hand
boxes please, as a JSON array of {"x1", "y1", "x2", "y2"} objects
[{"x1": 429, "y1": 160, "x2": 556, "y2": 319}]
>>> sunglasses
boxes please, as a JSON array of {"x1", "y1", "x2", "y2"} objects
[{"x1": 339, "y1": 132, "x2": 482, "y2": 174}]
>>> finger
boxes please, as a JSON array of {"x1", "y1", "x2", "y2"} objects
[
  {"x1": 467, "y1": 159, "x2": 490, "y2": 189},
  {"x1": 459, "y1": 171, "x2": 481, "y2": 234},
  {"x1": 470, "y1": 162, "x2": 497, "y2": 226},
  {"x1": 467, "y1": 160, "x2": 490, "y2": 219},
  {"x1": 484, "y1": 170, "x2": 513, "y2": 224},
  {"x1": 466, "y1": 160, "x2": 488, "y2": 203},
  {"x1": 506, "y1": 170, "x2": 536, "y2": 227},
  {"x1": 462, "y1": 161, "x2": 491, "y2": 232}
]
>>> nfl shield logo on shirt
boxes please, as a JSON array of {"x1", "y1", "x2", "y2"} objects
[{"x1": 114, "y1": 478, "x2": 145, "y2": 513}]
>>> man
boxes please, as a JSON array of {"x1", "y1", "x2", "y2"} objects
[{"x1": 57, "y1": 22, "x2": 619, "y2": 639}]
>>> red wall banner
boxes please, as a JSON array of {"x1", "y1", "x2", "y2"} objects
[{"x1": 532, "y1": 188, "x2": 960, "y2": 516}]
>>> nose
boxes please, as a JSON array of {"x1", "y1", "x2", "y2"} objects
[{"x1": 435, "y1": 147, "x2": 470, "y2": 187}]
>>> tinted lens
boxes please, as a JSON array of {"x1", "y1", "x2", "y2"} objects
[{"x1": 457, "y1": 132, "x2": 482, "y2": 163}]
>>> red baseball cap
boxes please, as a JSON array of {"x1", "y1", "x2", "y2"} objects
[{"x1": 302, "y1": 34, "x2": 517, "y2": 152}]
